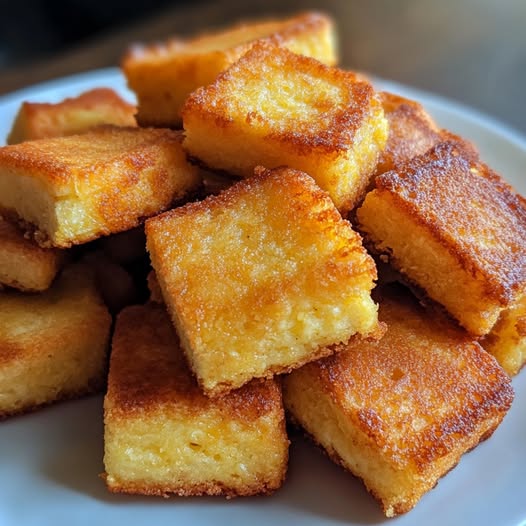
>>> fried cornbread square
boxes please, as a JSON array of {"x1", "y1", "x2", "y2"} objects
[
  {"x1": 0, "y1": 264, "x2": 111, "y2": 419},
  {"x1": 481, "y1": 294, "x2": 526, "y2": 376},
  {"x1": 283, "y1": 285, "x2": 514, "y2": 517},
  {"x1": 7, "y1": 88, "x2": 136, "y2": 145},
  {"x1": 0, "y1": 126, "x2": 201, "y2": 248},
  {"x1": 0, "y1": 217, "x2": 63, "y2": 291},
  {"x1": 357, "y1": 141, "x2": 526, "y2": 336},
  {"x1": 146, "y1": 166, "x2": 380, "y2": 396},
  {"x1": 123, "y1": 11, "x2": 337, "y2": 127},
  {"x1": 182, "y1": 41, "x2": 387, "y2": 213},
  {"x1": 103, "y1": 303, "x2": 288, "y2": 497}
]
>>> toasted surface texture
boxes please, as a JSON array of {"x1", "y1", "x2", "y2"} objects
[
  {"x1": 481, "y1": 293, "x2": 526, "y2": 376},
  {"x1": 182, "y1": 41, "x2": 387, "y2": 213},
  {"x1": 104, "y1": 303, "x2": 289, "y2": 497},
  {"x1": 283, "y1": 285, "x2": 514, "y2": 517},
  {"x1": 357, "y1": 141, "x2": 526, "y2": 336},
  {"x1": 0, "y1": 264, "x2": 112, "y2": 418},
  {"x1": 146, "y1": 166, "x2": 380, "y2": 396},
  {"x1": 375, "y1": 92, "x2": 442, "y2": 176},
  {"x1": 7, "y1": 88, "x2": 136, "y2": 145},
  {"x1": 0, "y1": 126, "x2": 201, "y2": 248},
  {"x1": 123, "y1": 11, "x2": 337, "y2": 127},
  {"x1": 0, "y1": 217, "x2": 63, "y2": 291}
]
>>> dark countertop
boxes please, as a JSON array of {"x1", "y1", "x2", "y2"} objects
[{"x1": 0, "y1": 0, "x2": 524, "y2": 135}]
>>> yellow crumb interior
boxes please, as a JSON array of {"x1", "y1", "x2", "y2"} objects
[
  {"x1": 104, "y1": 406, "x2": 286, "y2": 493},
  {"x1": 357, "y1": 191, "x2": 502, "y2": 335}
]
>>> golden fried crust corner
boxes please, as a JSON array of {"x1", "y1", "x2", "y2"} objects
[
  {"x1": 182, "y1": 41, "x2": 387, "y2": 214},
  {"x1": 7, "y1": 88, "x2": 136, "y2": 145},
  {"x1": 283, "y1": 285, "x2": 514, "y2": 517},
  {"x1": 104, "y1": 304, "x2": 288, "y2": 497},
  {"x1": 122, "y1": 12, "x2": 337, "y2": 128},
  {"x1": 0, "y1": 263, "x2": 112, "y2": 419},
  {"x1": 0, "y1": 126, "x2": 201, "y2": 248},
  {"x1": 0, "y1": 217, "x2": 64, "y2": 291},
  {"x1": 146, "y1": 166, "x2": 380, "y2": 396},
  {"x1": 357, "y1": 141, "x2": 526, "y2": 336}
]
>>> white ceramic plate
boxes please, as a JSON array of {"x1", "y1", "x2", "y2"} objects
[{"x1": 0, "y1": 69, "x2": 525, "y2": 526}]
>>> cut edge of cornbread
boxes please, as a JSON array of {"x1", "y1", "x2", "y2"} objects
[
  {"x1": 0, "y1": 263, "x2": 112, "y2": 419},
  {"x1": 103, "y1": 303, "x2": 289, "y2": 497},
  {"x1": 7, "y1": 87, "x2": 136, "y2": 144},
  {"x1": 0, "y1": 126, "x2": 202, "y2": 248},
  {"x1": 182, "y1": 41, "x2": 388, "y2": 214},
  {"x1": 123, "y1": 11, "x2": 337, "y2": 127},
  {"x1": 146, "y1": 166, "x2": 381, "y2": 396}
]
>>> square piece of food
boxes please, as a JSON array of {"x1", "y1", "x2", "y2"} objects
[
  {"x1": 7, "y1": 88, "x2": 136, "y2": 144},
  {"x1": 0, "y1": 217, "x2": 63, "y2": 291},
  {"x1": 357, "y1": 141, "x2": 526, "y2": 336},
  {"x1": 123, "y1": 11, "x2": 337, "y2": 127},
  {"x1": 481, "y1": 293, "x2": 526, "y2": 376},
  {"x1": 0, "y1": 126, "x2": 201, "y2": 248},
  {"x1": 146, "y1": 166, "x2": 380, "y2": 396},
  {"x1": 182, "y1": 41, "x2": 387, "y2": 213},
  {"x1": 103, "y1": 303, "x2": 288, "y2": 497},
  {"x1": 283, "y1": 285, "x2": 514, "y2": 517},
  {"x1": 0, "y1": 264, "x2": 112, "y2": 419}
]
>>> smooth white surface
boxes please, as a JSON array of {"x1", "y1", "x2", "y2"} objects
[{"x1": 0, "y1": 68, "x2": 525, "y2": 526}]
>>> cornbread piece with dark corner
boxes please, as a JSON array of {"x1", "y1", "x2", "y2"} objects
[
  {"x1": 146, "y1": 166, "x2": 381, "y2": 397},
  {"x1": 103, "y1": 303, "x2": 289, "y2": 497},
  {"x1": 0, "y1": 126, "x2": 201, "y2": 248},
  {"x1": 7, "y1": 88, "x2": 136, "y2": 144},
  {"x1": 0, "y1": 217, "x2": 64, "y2": 291},
  {"x1": 0, "y1": 264, "x2": 112, "y2": 419},
  {"x1": 375, "y1": 92, "x2": 478, "y2": 179},
  {"x1": 481, "y1": 293, "x2": 526, "y2": 376},
  {"x1": 375, "y1": 91, "x2": 442, "y2": 176},
  {"x1": 123, "y1": 11, "x2": 337, "y2": 127},
  {"x1": 357, "y1": 141, "x2": 526, "y2": 336},
  {"x1": 182, "y1": 41, "x2": 387, "y2": 214},
  {"x1": 283, "y1": 285, "x2": 514, "y2": 517}
]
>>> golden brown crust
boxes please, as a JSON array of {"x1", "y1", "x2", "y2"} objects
[
  {"x1": 311, "y1": 286, "x2": 514, "y2": 468},
  {"x1": 7, "y1": 88, "x2": 136, "y2": 144},
  {"x1": 182, "y1": 41, "x2": 372, "y2": 155},
  {"x1": 373, "y1": 141, "x2": 526, "y2": 305},
  {"x1": 108, "y1": 304, "x2": 283, "y2": 420},
  {"x1": 102, "y1": 473, "x2": 281, "y2": 498}
]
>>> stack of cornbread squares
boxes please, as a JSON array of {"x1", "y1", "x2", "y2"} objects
[{"x1": 0, "y1": 10, "x2": 523, "y2": 518}]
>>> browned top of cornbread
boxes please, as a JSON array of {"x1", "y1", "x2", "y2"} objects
[
  {"x1": 108, "y1": 303, "x2": 283, "y2": 419},
  {"x1": 146, "y1": 166, "x2": 378, "y2": 325},
  {"x1": 374, "y1": 141, "x2": 526, "y2": 305},
  {"x1": 376, "y1": 92, "x2": 442, "y2": 175},
  {"x1": 0, "y1": 264, "x2": 110, "y2": 366},
  {"x1": 124, "y1": 11, "x2": 334, "y2": 64},
  {"x1": 182, "y1": 41, "x2": 375, "y2": 154},
  {"x1": 0, "y1": 126, "x2": 183, "y2": 193},
  {"x1": 310, "y1": 285, "x2": 514, "y2": 469}
]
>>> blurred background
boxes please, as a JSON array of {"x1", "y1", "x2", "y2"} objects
[{"x1": 0, "y1": 0, "x2": 524, "y2": 134}]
